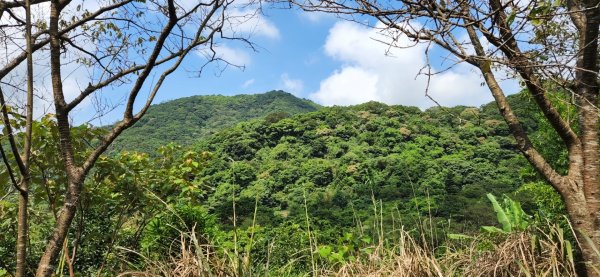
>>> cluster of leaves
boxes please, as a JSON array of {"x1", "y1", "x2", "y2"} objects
[
  {"x1": 482, "y1": 193, "x2": 530, "y2": 234},
  {"x1": 0, "y1": 114, "x2": 106, "y2": 274}
]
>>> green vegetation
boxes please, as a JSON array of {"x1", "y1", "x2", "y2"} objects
[
  {"x1": 112, "y1": 91, "x2": 320, "y2": 153},
  {"x1": 0, "y1": 91, "x2": 579, "y2": 276},
  {"x1": 190, "y1": 93, "x2": 547, "y2": 237}
]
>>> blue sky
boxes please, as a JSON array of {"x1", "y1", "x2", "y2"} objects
[
  {"x1": 141, "y1": 5, "x2": 520, "y2": 111},
  {"x1": 0, "y1": 1, "x2": 522, "y2": 125},
  {"x1": 153, "y1": 7, "x2": 341, "y2": 102},
  {"x1": 58, "y1": 3, "x2": 519, "y2": 125}
]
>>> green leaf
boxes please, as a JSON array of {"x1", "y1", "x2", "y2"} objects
[
  {"x1": 318, "y1": 245, "x2": 332, "y2": 258},
  {"x1": 481, "y1": 226, "x2": 507, "y2": 234},
  {"x1": 447, "y1": 233, "x2": 474, "y2": 240},
  {"x1": 509, "y1": 199, "x2": 528, "y2": 231},
  {"x1": 360, "y1": 236, "x2": 371, "y2": 244},
  {"x1": 330, "y1": 252, "x2": 344, "y2": 263},
  {"x1": 507, "y1": 11, "x2": 517, "y2": 25},
  {"x1": 566, "y1": 240, "x2": 574, "y2": 266},
  {"x1": 487, "y1": 193, "x2": 511, "y2": 232}
]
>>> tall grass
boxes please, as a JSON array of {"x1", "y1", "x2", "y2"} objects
[
  {"x1": 328, "y1": 226, "x2": 576, "y2": 276},
  {"x1": 117, "y1": 219, "x2": 577, "y2": 276},
  {"x1": 115, "y1": 186, "x2": 578, "y2": 276}
]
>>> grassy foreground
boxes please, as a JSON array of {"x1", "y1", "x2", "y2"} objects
[{"x1": 117, "y1": 220, "x2": 578, "y2": 277}]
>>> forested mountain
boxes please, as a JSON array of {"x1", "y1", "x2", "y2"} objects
[
  {"x1": 112, "y1": 92, "x2": 549, "y2": 237},
  {"x1": 112, "y1": 90, "x2": 320, "y2": 153},
  {"x1": 72, "y1": 91, "x2": 560, "y2": 275},
  {"x1": 108, "y1": 90, "x2": 558, "y2": 239},
  {"x1": 189, "y1": 93, "x2": 546, "y2": 235}
]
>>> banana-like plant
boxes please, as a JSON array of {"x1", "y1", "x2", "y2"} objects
[{"x1": 482, "y1": 193, "x2": 530, "y2": 234}]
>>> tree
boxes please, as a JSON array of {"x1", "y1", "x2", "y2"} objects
[
  {"x1": 290, "y1": 0, "x2": 600, "y2": 274},
  {"x1": 0, "y1": 0, "x2": 254, "y2": 275},
  {"x1": 0, "y1": 0, "x2": 35, "y2": 276}
]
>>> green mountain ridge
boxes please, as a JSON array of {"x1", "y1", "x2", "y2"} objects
[
  {"x1": 112, "y1": 92, "x2": 543, "y2": 230},
  {"x1": 182, "y1": 93, "x2": 549, "y2": 236},
  {"x1": 112, "y1": 90, "x2": 321, "y2": 153}
]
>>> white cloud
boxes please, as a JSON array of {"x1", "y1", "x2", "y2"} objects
[
  {"x1": 309, "y1": 67, "x2": 380, "y2": 105},
  {"x1": 280, "y1": 73, "x2": 304, "y2": 95},
  {"x1": 298, "y1": 10, "x2": 333, "y2": 24},
  {"x1": 311, "y1": 21, "x2": 517, "y2": 108},
  {"x1": 241, "y1": 78, "x2": 255, "y2": 88},
  {"x1": 224, "y1": 7, "x2": 280, "y2": 40},
  {"x1": 204, "y1": 45, "x2": 251, "y2": 67}
]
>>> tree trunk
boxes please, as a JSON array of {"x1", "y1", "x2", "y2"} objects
[
  {"x1": 16, "y1": 0, "x2": 34, "y2": 274},
  {"x1": 573, "y1": 1, "x2": 600, "y2": 275},
  {"x1": 35, "y1": 184, "x2": 80, "y2": 277},
  {"x1": 36, "y1": 1, "x2": 81, "y2": 275},
  {"x1": 15, "y1": 184, "x2": 28, "y2": 277},
  {"x1": 576, "y1": 104, "x2": 600, "y2": 276},
  {"x1": 564, "y1": 196, "x2": 600, "y2": 276},
  {"x1": 580, "y1": 229, "x2": 600, "y2": 277}
]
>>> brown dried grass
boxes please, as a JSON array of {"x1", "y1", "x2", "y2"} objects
[
  {"x1": 119, "y1": 224, "x2": 576, "y2": 277},
  {"x1": 328, "y1": 226, "x2": 576, "y2": 277},
  {"x1": 117, "y1": 229, "x2": 236, "y2": 277}
]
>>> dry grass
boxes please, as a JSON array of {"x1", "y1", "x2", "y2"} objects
[
  {"x1": 117, "y1": 194, "x2": 577, "y2": 276},
  {"x1": 117, "y1": 229, "x2": 238, "y2": 277},
  {"x1": 328, "y1": 225, "x2": 576, "y2": 277},
  {"x1": 117, "y1": 223, "x2": 577, "y2": 277},
  {"x1": 456, "y1": 233, "x2": 575, "y2": 276}
]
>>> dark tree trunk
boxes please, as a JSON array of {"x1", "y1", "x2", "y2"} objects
[{"x1": 15, "y1": 186, "x2": 28, "y2": 277}]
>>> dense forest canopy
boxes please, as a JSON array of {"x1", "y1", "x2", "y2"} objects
[
  {"x1": 189, "y1": 91, "x2": 549, "y2": 232},
  {"x1": 112, "y1": 91, "x2": 320, "y2": 153}
]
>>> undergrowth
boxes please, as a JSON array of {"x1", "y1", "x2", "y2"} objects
[{"x1": 116, "y1": 194, "x2": 579, "y2": 277}]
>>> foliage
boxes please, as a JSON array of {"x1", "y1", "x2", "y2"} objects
[
  {"x1": 112, "y1": 91, "x2": 320, "y2": 153},
  {"x1": 481, "y1": 194, "x2": 530, "y2": 234},
  {"x1": 0, "y1": 114, "x2": 105, "y2": 274},
  {"x1": 140, "y1": 204, "x2": 219, "y2": 259},
  {"x1": 189, "y1": 94, "x2": 543, "y2": 241},
  {"x1": 0, "y1": 91, "x2": 576, "y2": 275},
  {"x1": 516, "y1": 182, "x2": 566, "y2": 224}
]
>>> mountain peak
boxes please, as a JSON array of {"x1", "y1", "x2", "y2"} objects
[{"x1": 112, "y1": 91, "x2": 320, "y2": 153}]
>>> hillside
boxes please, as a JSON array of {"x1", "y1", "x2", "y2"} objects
[
  {"x1": 189, "y1": 93, "x2": 549, "y2": 234},
  {"x1": 112, "y1": 90, "x2": 320, "y2": 153}
]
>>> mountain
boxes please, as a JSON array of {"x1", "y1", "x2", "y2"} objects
[
  {"x1": 188, "y1": 93, "x2": 549, "y2": 235},
  {"x1": 112, "y1": 90, "x2": 320, "y2": 153}
]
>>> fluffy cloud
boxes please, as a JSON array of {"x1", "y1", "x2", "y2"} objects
[
  {"x1": 212, "y1": 45, "x2": 252, "y2": 66},
  {"x1": 310, "y1": 21, "x2": 517, "y2": 108},
  {"x1": 197, "y1": 44, "x2": 251, "y2": 68},
  {"x1": 280, "y1": 73, "x2": 304, "y2": 95},
  {"x1": 310, "y1": 67, "x2": 380, "y2": 105}
]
